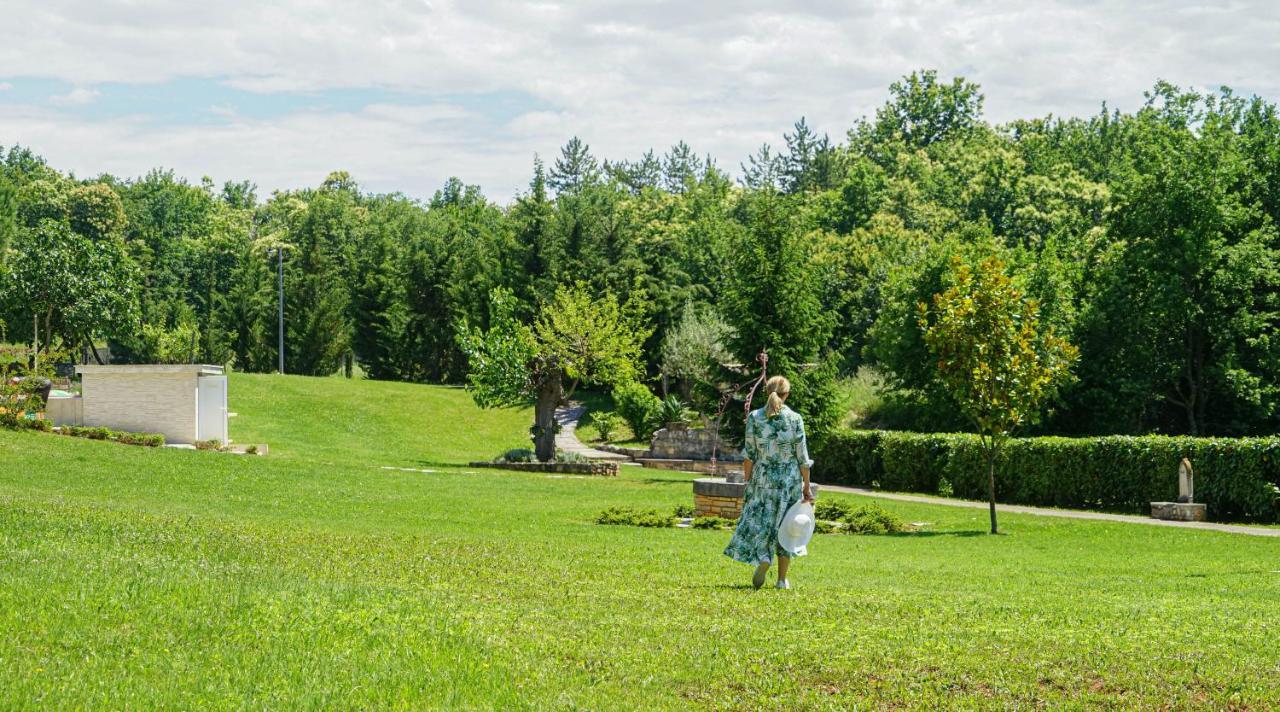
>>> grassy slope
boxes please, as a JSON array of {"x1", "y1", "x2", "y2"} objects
[{"x1": 1, "y1": 375, "x2": 1278, "y2": 708}]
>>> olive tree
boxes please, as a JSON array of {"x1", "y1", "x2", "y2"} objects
[
  {"x1": 461, "y1": 284, "x2": 648, "y2": 462},
  {"x1": 920, "y1": 257, "x2": 1077, "y2": 533}
]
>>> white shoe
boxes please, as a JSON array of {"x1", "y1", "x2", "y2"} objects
[
  {"x1": 775, "y1": 579, "x2": 791, "y2": 590},
  {"x1": 752, "y1": 563, "x2": 769, "y2": 590}
]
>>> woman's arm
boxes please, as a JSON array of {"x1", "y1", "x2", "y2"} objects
[
  {"x1": 743, "y1": 458, "x2": 753, "y2": 483},
  {"x1": 742, "y1": 414, "x2": 758, "y2": 483},
  {"x1": 798, "y1": 418, "x2": 814, "y2": 502}
]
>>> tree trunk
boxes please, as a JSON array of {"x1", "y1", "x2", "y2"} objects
[
  {"x1": 533, "y1": 372, "x2": 563, "y2": 462},
  {"x1": 987, "y1": 451, "x2": 998, "y2": 535}
]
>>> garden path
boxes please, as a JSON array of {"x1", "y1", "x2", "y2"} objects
[
  {"x1": 818, "y1": 483, "x2": 1280, "y2": 538},
  {"x1": 555, "y1": 404, "x2": 631, "y2": 461}
]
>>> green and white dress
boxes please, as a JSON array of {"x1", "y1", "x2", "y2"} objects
[{"x1": 724, "y1": 405, "x2": 813, "y2": 565}]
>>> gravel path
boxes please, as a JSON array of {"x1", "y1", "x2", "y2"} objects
[
  {"x1": 818, "y1": 483, "x2": 1280, "y2": 538},
  {"x1": 554, "y1": 404, "x2": 631, "y2": 461}
]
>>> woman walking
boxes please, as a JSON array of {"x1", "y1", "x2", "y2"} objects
[{"x1": 724, "y1": 376, "x2": 814, "y2": 589}]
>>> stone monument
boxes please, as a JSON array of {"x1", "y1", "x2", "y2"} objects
[{"x1": 1150, "y1": 458, "x2": 1207, "y2": 522}]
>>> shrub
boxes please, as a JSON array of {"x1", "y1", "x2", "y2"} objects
[
  {"x1": 555, "y1": 450, "x2": 589, "y2": 464},
  {"x1": 595, "y1": 506, "x2": 674, "y2": 528},
  {"x1": 815, "y1": 429, "x2": 1280, "y2": 523},
  {"x1": 495, "y1": 448, "x2": 537, "y2": 463},
  {"x1": 246, "y1": 445, "x2": 259, "y2": 455},
  {"x1": 814, "y1": 498, "x2": 856, "y2": 522},
  {"x1": 194, "y1": 439, "x2": 224, "y2": 451},
  {"x1": 842, "y1": 504, "x2": 907, "y2": 535},
  {"x1": 591, "y1": 412, "x2": 622, "y2": 442},
  {"x1": 614, "y1": 381, "x2": 661, "y2": 441},
  {"x1": 812, "y1": 430, "x2": 882, "y2": 487},
  {"x1": 672, "y1": 504, "x2": 694, "y2": 518},
  {"x1": 691, "y1": 516, "x2": 733, "y2": 530},
  {"x1": 55, "y1": 425, "x2": 164, "y2": 447},
  {"x1": 117, "y1": 432, "x2": 164, "y2": 447},
  {"x1": 658, "y1": 395, "x2": 689, "y2": 426},
  {"x1": 813, "y1": 499, "x2": 907, "y2": 534}
]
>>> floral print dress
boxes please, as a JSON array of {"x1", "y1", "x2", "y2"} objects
[{"x1": 724, "y1": 405, "x2": 813, "y2": 565}]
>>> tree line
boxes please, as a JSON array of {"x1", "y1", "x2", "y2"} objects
[{"x1": 2, "y1": 70, "x2": 1279, "y2": 440}]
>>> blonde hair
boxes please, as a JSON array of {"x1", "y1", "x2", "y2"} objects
[{"x1": 765, "y1": 376, "x2": 790, "y2": 418}]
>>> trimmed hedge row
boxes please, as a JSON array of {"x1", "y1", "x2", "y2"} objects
[{"x1": 812, "y1": 429, "x2": 1280, "y2": 523}]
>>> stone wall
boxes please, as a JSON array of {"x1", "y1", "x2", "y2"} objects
[
  {"x1": 650, "y1": 425, "x2": 741, "y2": 461},
  {"x1": 469, "y1": 461, "x2": 619, "y2": 476}
]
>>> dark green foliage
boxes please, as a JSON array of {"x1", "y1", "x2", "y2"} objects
[
  {"x1": 815, "y1": 429, "x2": 1280, "y2": 522},
  {"x1": 671, "y1": 504, "x2": 694, "y2": 518},
  {"x1": 613, "y1": 381, "x2": 661, "y2": 441},
  {"x1": 691, "y1": 516, "x2": 733, "y2": 530},
  {"x1": 595, "y1": 506, "x2": 674, "y2": 528}
]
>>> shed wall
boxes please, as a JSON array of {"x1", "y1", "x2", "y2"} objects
[{"x1": 82, "y1": 372, "x2": 199, "y2": 443}]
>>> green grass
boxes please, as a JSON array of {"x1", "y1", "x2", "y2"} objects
[
  {"x1": 229, "y1": 373, "x2": 532, "y2": 466},
  {"x1": 2, "y1": 374, "x2": 1279, "y2": 708}
]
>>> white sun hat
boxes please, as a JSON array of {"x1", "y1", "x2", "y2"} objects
[{"x1": 778, "y1": 500, "x2": 816, "y2": 556}]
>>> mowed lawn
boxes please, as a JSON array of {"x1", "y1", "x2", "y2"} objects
[{"x1": 2, "y1": 375, "x2": 1279, "y2": 709}]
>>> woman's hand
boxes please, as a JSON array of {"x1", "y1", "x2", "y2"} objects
[{"x1": 802, "y1": 485, "x2": 814, "y2": 503}]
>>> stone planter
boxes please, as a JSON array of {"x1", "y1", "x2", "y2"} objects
[{"x1": 693, "y1": 477, "x2": 819, "y2": 520}]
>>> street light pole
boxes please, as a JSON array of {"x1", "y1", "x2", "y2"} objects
[{"x1": 276, "y1": 247, "x2": 285, "y2": 374}]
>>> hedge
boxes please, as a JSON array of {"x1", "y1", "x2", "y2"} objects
[{"x1": 812, "y1": 429, "x2": 1280, "y2": 523}]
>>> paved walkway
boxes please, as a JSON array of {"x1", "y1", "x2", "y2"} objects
[
  {"x1": 554, "y1": 404, "x2": 630, "y2": 461},
  {"x1": 818, "y1": 483, "x2": 1280, "y2": 538}
]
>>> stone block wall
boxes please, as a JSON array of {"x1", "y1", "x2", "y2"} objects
[
  {"x1": 650, "y1": 425, "x2": 741, "y2": 461},
  {"x1": 694, "y1": 493, "x2": 743, "y2": 519}
]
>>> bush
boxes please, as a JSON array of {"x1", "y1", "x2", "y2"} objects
[
  {"x1": 246, "y1": 444, "x2": 259, "y2": 455},
  {"x1": 814, "y1": 429, "x2": 1280, "y2": 523},
  {"x1": 194, "y1": 439, "x2": 224, "y2": 451},
  {"x1": 591, "y1": 412, "x2": 622, "y2": 442},
  {"x1": 614, "y1": 381, "x2": 661, "y2": 441},
  {"x1": 56, "y1": 425, "x2": 165, "y2": 447},
  {"x1": 496, "y1": 448, "x2": 537, "y2": 463},
  {"x1": 813, "y1": 499, "x2": 907, "y2": 534},
  {"x1": 672, "y1": 504, "x2": 694, "y2": 518},
  {"x1": 841, "y1": 504, "x2": 907, "y2": 534},
  {"x1": 691, "y1": 516, "x2": 733, "y2": 530},
  {"x1": 595, "y1": 506, "x2": 674, "y2": 528}
]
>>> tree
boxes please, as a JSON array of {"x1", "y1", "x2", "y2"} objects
[
  {"x1": 3, "y1": 220, "x2": 140, "y2": 359},
  {"x1": 660, "y1": 302, "x2": 733, "y2": 399},
  {"x1": 920, "y1": 257, "x2": 1077, "y2": 533},
  {"x1": 721, "y1": 191, "x2": 841, "y2": 441},
  {"x1": 461, "y1": 284, "x2": 648, "y2": 461},
  {"x1": 865, "y1": 69, "x2": 984, "y2": 151},
  {"x1": 549, "y1": 137, "x2": 600, "y2": 195}
]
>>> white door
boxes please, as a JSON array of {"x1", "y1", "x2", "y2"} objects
[{"x1": 197, "y1": 375, "x2": 228, "y2": 444}]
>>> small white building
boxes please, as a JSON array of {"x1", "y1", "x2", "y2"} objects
[{"x1": 50, "y1": 364, "x2": 229, "y2": 445}]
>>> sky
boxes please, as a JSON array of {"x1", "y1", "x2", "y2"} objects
[{"x1": 1, "y1": 0, "x2": 1278, "y2": 203}]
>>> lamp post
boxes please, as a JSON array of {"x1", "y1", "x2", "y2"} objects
[{"x1": 270, "y1": 247, "x2": 285, "y2": 374}]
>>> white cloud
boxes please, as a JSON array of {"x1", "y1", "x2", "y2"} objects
[
  {"x1": 1, "y1": 0, "x2": 1279, "y2": 199},
  {"x1": 0, "y1": 82, "x2": 12, "y2": 91},
  {"x1": 49, "y1": 87, "x2": 100, "y2": 106}
]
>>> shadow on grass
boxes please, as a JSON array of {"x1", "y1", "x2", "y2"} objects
[
  {"x1": 413, "y1": 460, "x2": 474, "y2": 468},
  {"x1": 639, "y1": 476, "x2": 697, "y2": 485},
  {"x1": 881, "y1": 530, "x2": 988, "y2": 538}
]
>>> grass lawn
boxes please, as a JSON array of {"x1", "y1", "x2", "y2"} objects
[{"x1": 2, "y1": 374, "x2": 1278, "y2": 708}]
